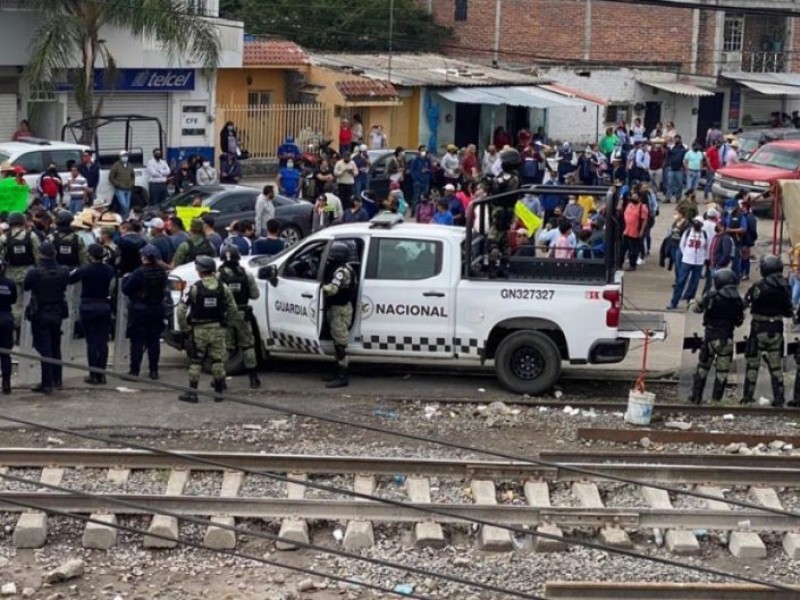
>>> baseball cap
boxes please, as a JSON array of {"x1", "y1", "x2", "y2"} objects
[
  {"x1": 148, "y1": 217, "x2": 165, "y2": 229},
  {"x1": 119, "y1": 150, "x2": 128, "y2": 156},
  {"x1": 706, "y1": 208, "x2": 720, "y2": 218},
  {"x1": 359, "y1": 144, "x2": 367, "y2": 152},
  {"x1": 140, "y1": 244, "x2": 160, "y2": 260},
  {"x1": 40, "y1": 242, "x2": 56, "y2": 258},
  {"x1": 693, "y1": 216, "x2": 704, "y2": 223},
  {"x1": 444, "y1": 183, "x2": 455, "y2": 191},
  {"x1": 447, "y1": 144, "x2": 457, "y2": 152}
]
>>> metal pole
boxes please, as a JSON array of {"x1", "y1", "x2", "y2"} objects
[{"x1": 387, "y1": 0, "x2": 395, "y2": 83}]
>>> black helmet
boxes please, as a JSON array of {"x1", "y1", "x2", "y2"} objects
[
  {"x1": 221, "y1": 245, "x2": 241, "y2": 263},
  {"x1": 56, "y1": 210, "x2": 73, "y2": 228},
  {"x1": 759, "y1": 254, "x2": 783, "y2": 277},
  {"x1": 713, "y1": 268, "x2": 738, "y2": 289},
  {"x1": 194, "y1": 255, "x2": 217, "y2": 273},
  {"x1": 328, "y1": 241, "x2": 350, "y2": 263},
  {"x1": 499, "y1": 148, "x2": 521, "y2": 173},
  {"x1": 7, "y1": 212, "x2": 24, "y2": 227},
  {"x1": 87, "y1": 243, "x2": 105, "y2": 261}
]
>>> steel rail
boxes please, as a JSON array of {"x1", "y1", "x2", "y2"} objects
[
  {"x1": 1, "y1": 448, "x2": 800, "y2": 484},
  {"x1": 543, "y1": 582, "x2": 800, "y2": 600},
  {"x1": 0, "y1": 494, "x2": 796, "y2": 531}
]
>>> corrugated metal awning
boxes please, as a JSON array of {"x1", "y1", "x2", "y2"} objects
[
  {"x1": 541, "y1": 83, "x2": 607, "y2": 106},
  {"x1": 437, "y1": 86, "x2": 584, "y2": 108},
  {"x1": 637, "y1": 79, "x2": 716, "y2": 97},
  {"x1": 722, "y1": 72, "x2": 800, "y2": 97},
  {"x1": 737, "y1": 80, "x2": 800, "y2": 96}
]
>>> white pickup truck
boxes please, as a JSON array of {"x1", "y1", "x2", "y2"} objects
[{"x1": 168, "y1": 187, "x2": 667, "y2": 394}]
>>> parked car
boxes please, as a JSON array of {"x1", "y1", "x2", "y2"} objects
[
  {"x1": 713, "y1": 140, "x2": 800, "y2": 213},
  {"x1": 367, "y1": 150, "x2": 441, "y2": 202},
  {"x1": 160, "y1": 184, "x2": 313, "y2": 246},
  {"x1": 737, "y1": 128, "x2": 800, "y2": 161}
]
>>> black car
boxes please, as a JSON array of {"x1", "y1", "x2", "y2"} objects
[
  {"x1": 160, "y1": 184, "x2": 312, "y2": 246},
  {"x1": 367, "y1": 150, "x2": 442, "y2": 202}
]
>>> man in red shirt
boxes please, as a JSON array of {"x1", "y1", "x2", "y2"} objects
[
  {"x1": 461, "y1": 144, "x2": 479, "y2": 183},
  {"x1": 703, "y1": 140, "x2": 722, "y2": 201}
]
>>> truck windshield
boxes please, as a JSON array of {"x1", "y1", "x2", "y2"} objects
[{"x1": 749, "y1": 146, "x2": 800, "y2": 170}]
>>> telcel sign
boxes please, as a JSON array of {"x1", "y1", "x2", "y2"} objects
[{"x1": 56, "y1": 69, "x2": 195, "y2": 92}]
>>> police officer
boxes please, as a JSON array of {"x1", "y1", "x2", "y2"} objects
[
  {"x1": 172, "y1": 218, "x2": 217, "y2": 267},
  {"x1": 176, "y1": 256, "x2": 236, "y2": 403},
  {"x1": 2, "y1": 211, "x2": 39, "y2": 327},
  {"x1": 687, "y1": 268, "x2": 744, "y2": 404},
  {"x1": 68, "y1": 244, "x2": 115, "y2": 384},
  {"x1": 218, "y1": 246, "x2": 261, "y2": 389},
  {"x1": 322, "y1": 241, "x2": 355, "y2": 388},
  {"x1": 743, "y1": 255, "x2": 793, "y2": 406},
  {"x1": 23, "y1": 242, "x2": 70, "y2": 394},
  {"x1": 48, "y1": 210, "x2": 87, "y2": 268},
  {"x1": 122, "y1": 245, "x2": 169, "y2": 380},
  {"x1": 0, "y1": 261, "x2": 17, "y2": 394}
]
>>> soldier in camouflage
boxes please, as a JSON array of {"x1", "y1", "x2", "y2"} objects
[
  {"x1": 1, "y1": 212, "x2": 39, "y2": 327},
  {"x1": 687, "y1": 268, "x2": 744, "y2": 404},
  {"x1": 322, "y1": 241, "x2": 355, "y2": 388},
  {"x1": 177, "y1": 256, "x2": 237, "y2": 403},
  {"x1": 742, "y1": 255, "x2": 793, "y2": 406},
  {"x1": 218, "y1": 246, "x2": 261, "y2": 389}
]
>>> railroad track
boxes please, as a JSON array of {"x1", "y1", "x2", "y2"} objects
[
  {"x1": 543, "y1": 582, "x2": 800, "y2": 600},
  {"x1": 1, "y1": 449, "x2": 799, "y2": 558}
]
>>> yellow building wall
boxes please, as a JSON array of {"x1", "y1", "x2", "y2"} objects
[{"x1": 215, "y1": 69, "x2": 289, "y2": 106}]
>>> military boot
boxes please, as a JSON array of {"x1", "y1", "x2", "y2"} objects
[
  {"x1": 741, "y1": 378, "x2": 756, "y2": 404},
  {"x1": 149, "y1": 369, "x2": 159, "y2": 381},
  {"x1": 772, "y1": 378, "x2": 786, "y2": 408},
  {"x1": 213, "y1": 379, "x2": 226, "y2": 402},
  {"x1": 689, "y1": 374, "x2": 706, "y2": 405},
  {"x1": 711, "y1": 379, "x2": 726, "y2": 403},
  {"x1": 2, "y1": 376, "x2": 11, "y2": 395},
  {"x1": 84, "y1": 372, "x2": 100, "y2": 385},
  {"x1": 789, "y1": 374, "x2": 800, "y2": 407},
  {"x1": 248, "y1": 369, "x2": 261, "y2": 389},
  {"x1": 325, "y1": 367, "x2": 349, "y2": 389},
  {"x1": 179, "y1": 381, "x2": 199, "y2": 404}
]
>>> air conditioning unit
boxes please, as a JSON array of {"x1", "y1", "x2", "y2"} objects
[{"x1": 720, "y1": 51, "x2": 743, "y2": 71}]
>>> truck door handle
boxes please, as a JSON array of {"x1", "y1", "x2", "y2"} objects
[
  {"x1": 423, "y1": 291, "x2": 445, "y2": 297},
  {"x1": 301, "y1": 293, "x2": 313, "y2": 299}
]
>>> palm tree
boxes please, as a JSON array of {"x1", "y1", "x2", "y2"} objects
[{"x1": 25, "y1": 0, "x2": 220, "y2": 144}]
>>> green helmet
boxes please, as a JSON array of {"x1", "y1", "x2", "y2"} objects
[{"x1": 194, "y1": 255, "x2": 217, "y2": 273}]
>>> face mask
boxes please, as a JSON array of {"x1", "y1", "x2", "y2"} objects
[
  {"x1": 692, "y1": 222, "x2": 702, "y2": 230},
  {"x1": 286, "y1": 161, "x2": 294, "y2": 169},
  {"x1": 121, "y1": 157, "x2": 128, "y2": 164},
  {"x1": 420, "y1": 152, "x2": 427, "y2": 157},
  {"x1": 227, "y1": 126, "x2": 233, "y2": 132},
  {"x1": 49, "y1": 167, "x2": 57, "y2": 174},
  {"x1": 202, "y1": 162, "x2": 210, "y2": 168},
  {"x1": 154, "y1": 153, "x2": 161, "y2": 160}
]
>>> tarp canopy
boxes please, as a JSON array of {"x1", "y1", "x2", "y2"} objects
[{"x1": 437, "y1": 86, "x2": 586, "y2": 108}]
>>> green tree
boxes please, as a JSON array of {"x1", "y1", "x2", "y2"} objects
[
  {"x1": 220, "y1": 0, "x2": 452, "y2": 53},
  {"x1": 25, "y1": 0, "x2": 221, "y2": 143}
]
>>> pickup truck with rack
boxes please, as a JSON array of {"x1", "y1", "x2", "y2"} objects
[{"x1": 169, "y1": 185, "x2": 667, "y2": 394}]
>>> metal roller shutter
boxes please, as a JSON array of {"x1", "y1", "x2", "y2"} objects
[
  {"x1": 67, "y1": 93, "x2": 169, "y2": 153},
  {"x1": 0, "y1": 94, "x2": 17, "y2": 141},
  {"x1": 743, "y1": 94, "x2": 785, "y2": 127}
]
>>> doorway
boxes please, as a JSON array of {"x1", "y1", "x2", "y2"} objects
[
  {"x1": 644, "y1": 102, "x2": 662, "y2": 135},
  {"x1": 697, "y1": 92, "x2": 724, "y2": 145},
  {"x1": 454, "y1": 103, "x2": 481, "y2": 148},
  {"x1": 505, "y1": 105, "x2": 530, "y2": 145}
]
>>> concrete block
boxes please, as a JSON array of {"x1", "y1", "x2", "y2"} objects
[
  {"x1": 40, "y1": 468, "x2": 64, "y2": 487},
  {"x1": 13, "y1": 512, "x2": 47, "y2": 548},
  {"x1": 729, "y1": 531, "x2": 767, "y2": 559},
  {"x1": 477, "y1": 525, "x2": 514, "y2": 551},
  {"x1": 524, "y1": 482, "x2": 551, "y2": 507},
  {"x1": 82, "y1": 514, "x2": 117, "y2": 549},
  {"x1": 533, "y1": 523, "x2": 568, "y2": 552},
  {"x1": 665, "y1": 529, "x2": 700, "y2": 555},
  {"x1": 275, "y1": 518, "x2": 309, "y2": 551},
  {"x1": 353, "y1": 474, "x2": 376, "y2": 498},
  {"x1": 406, "y1": 477, "x2": 432, "y2": 503},
  {"x1": 143, "y1": 515, "x2": 179, "y2": 548},
  {"x1": 599, "y1": 527, "x2": 633, "y2": 549},
  {"x1": 782, "y1": 532, "x2": 800, "y2": 559},
  {"x1": 572, "y1": 482, "x2": 603, "y2": 508},
  {"x1": 343, "y1": 520, "x2": 374, "y2": 551},
  {"x1": 414, "y1": 521, "x2": 445, "y2": 548},
  {"x1": 696, "y1": 486, "x2": 730, "y2": 511},
  {"x1": 107, "y1": 468, "x2": 130, "y2": 484},
  {"x1": 166, "y1": 470, "x2": 189, "y2": 495},
  {"x1": 220, "y1": 471, "x2": 244, "y2": 498},
  {"x1": 640, "y1": 486, "x2": 672, "y2": 509},
  {"x1": 286, "y1": 473, "x2": 307, "y2": 500},
  {"x1": 204, "y1": 516, "x2": 236, "y2": 550},
  {"x1": 749, "y1": 487, "x2": 783, "y2": 511},
  {"x1": 470, "y1": 480, "x2": 499, "y2": 505}
]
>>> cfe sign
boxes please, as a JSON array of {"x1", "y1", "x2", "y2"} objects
[{"x1": 182, "y1": 105, "x2": 206, "y2": 136}]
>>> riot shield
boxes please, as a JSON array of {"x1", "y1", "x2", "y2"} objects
[{"x1": 111, "y1": 275, "x2": 130, "y2": 375}]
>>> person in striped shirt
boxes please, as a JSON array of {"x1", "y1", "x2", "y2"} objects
[{"x1": 65, "y1": 165, "x2": 88, "y2": 214}]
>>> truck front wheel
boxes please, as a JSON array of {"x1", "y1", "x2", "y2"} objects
[{"x1": 495, "y1": 331, "x2": 561, "y2": 395}]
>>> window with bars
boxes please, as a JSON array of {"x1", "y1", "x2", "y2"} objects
[
  {"x1": 723, "y1": 13, "x2": 745, "y2": 52},
  {"x1": 247, "y1": 91, "x2": 271, "y2": 107},
  {"x1": 186, "y1": 0, "x2": 207, "y2": 15},
  {"x1": 454, "y1": 0, "x2": 468, "y2": 22}
]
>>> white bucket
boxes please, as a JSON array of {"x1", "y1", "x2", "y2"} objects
[{"x1": 625, "y1": 389, "x2": 656, "y2": 426}]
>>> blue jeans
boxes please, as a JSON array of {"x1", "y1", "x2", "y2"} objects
[
  {"x1": 666, "y1": 170, "x2": 683, "y2": 201},
  {"x1": 670, "y1": 263, "x2": 703, "y2": 307},
  {"x1": 354, "y1": 176, "x2": 369, "y2": 205},
  {"x1": 41, "y1": 196, "x2": 57, "y2": 211},
  {"x1": 685, "y1": 169, "x2": 700, "y2": 193},
  {"x1": 411, "y1": 179, "x2": 430, "y2": 213},
  {"x1": 791, "y1": 274, "x2": 800, "y2": 306},
  {"x1": 731, "y1": 247, "x2": 743, "y2": 278},
  {"x1": 115, "y1": 189, "x2": 131, "y2": 218},
  {"x1": 670, "y1": 245, "x2": 683, "y2": 283},
  {"x1": 69, "y1": 198, "x2": 84, "y2": 214},
  {"x1": 704, "y1": 171, "x2": 714, "y2": 200}
]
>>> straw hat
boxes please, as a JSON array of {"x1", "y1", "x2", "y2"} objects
[
  {"x1": 70, "y1": 215, "x2": 90, "y2": 230},
  {"x1": 730, "y1": 139, "x2": 741, "y2": 148},
  {"x1": 97, "y1": 211, "x2": 122, "y2": 227}
]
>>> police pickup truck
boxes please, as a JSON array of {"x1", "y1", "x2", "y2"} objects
[{"x1": 168, "y1": 186, "x2": 666, "y2": 394}]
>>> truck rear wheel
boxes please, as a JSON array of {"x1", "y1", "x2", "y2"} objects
[{"x1": 495, "y1": 331, "x2": 561, "y2": 395}]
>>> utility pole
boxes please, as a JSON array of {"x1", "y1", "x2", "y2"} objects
[{"x1": 388, "y1": 0, "x2": 395, "y2": 82}]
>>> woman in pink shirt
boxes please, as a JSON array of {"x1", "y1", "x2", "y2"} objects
[
  {"x1": 622, "y1": 194, "x2": 649, "y2": 271},
  {"x1": 456, "y1": 181, "x2": 474, "y2": 212},
  {"x1": 552, "y1": 221, "x2": 575, "y2": 259}
]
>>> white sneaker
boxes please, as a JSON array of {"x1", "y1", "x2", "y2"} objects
[{"x1": 637, "y1": 257, "x2": 645, "y2": 266}]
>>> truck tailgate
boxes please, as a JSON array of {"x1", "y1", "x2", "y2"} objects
[{"x1": 618, "y1": 312, "x2": 668, "y2": 340}]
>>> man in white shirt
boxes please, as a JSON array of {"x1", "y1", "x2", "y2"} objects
[
  {"x1": 667, "y1": 216, "x2": 709, "y2": 309},
  {"x1": 145, "y1": 148, "x2": 171, "y2": 206}
]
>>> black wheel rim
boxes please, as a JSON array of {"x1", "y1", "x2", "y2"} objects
[
  {"x1": 281, "y1": 227, "x2": 300, "y2": 247},
  {"x1": 510, "y1": 346, "x2": 545, "y2": 381}
]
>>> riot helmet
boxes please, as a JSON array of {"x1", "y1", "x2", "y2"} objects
[
  {"x1": 56, "y1": 210, "x2": 73, "y2": 228},
  {"x1": 759, "y1": 254, "x2": 783, "y2": 277},
  {"x1": 713, "y1": 268, "x2": 738, "y2": 289},
  {"x1": 328, "y1": 241, "x2": 351, "y2": 264},
  {"x1": 499, "y1": 148, "x2": 521, "y2": 173},
  {"x1": 221, "y1": 246, "x2": 241, "y2": 264},
  {"x1": 194, "y1": 255, "x2": 217, "y2": 274}
]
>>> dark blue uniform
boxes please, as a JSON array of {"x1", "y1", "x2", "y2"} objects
[
  {"x1": 122, "y1": 265, "x2": 168, "y2": 378},
  {"x1": 0, "y1": 275, "x2": 17, "y2": 391},
  {"x1": 24, "y1": 259, "x2": 69, "y2": 392},
  {"x1": 69, "y1": 262, "x2": 115, "y2": 382}
]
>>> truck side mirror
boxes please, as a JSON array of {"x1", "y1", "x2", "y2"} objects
[{"x1": 258, "y1": 265, "x2": 279, "y2": 287}]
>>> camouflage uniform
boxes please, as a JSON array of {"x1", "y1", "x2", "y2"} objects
[
  {"x1": 322, "y1": 261, "x2": 354, "y2": 390},
  {"x1": 218, "y1": 263, "x2": 260, "y2": 370},
  {"x1": 177, "y1": 275, "x2": 237, "y2": 391},
  {"x1": 743, "y1": 273, "x2": 793, "y2": 405},
  {"x1": 1, "y1": 227, "x2": 40, "y2": 326},
  {"x1": 689, "y1": 282, "x2": 744, "y2": 404},
  {"x1": 172, "y1": 234, "x2": 216, "y2": 267}
]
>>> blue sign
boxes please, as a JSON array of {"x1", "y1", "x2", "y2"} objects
[{"x1": 56, "y1": 68, "x2": 195, "y2": 93}]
